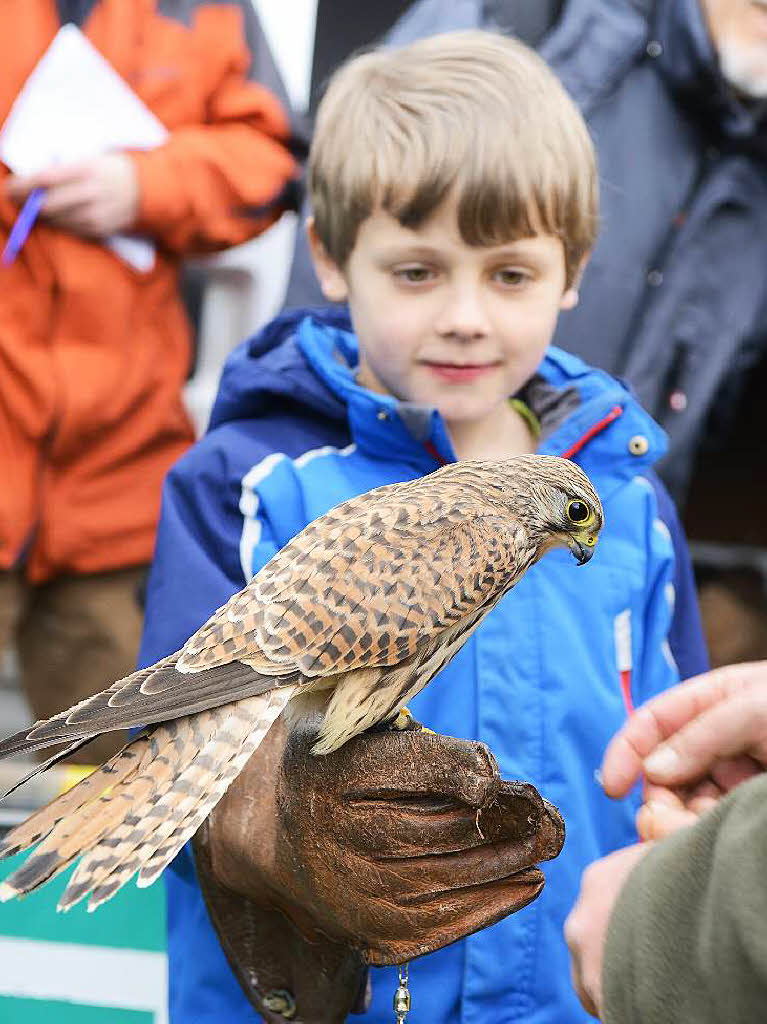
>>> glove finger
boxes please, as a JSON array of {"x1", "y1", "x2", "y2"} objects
[
  {"x1": 337, "y1": 790, "x2": 564, "y2": 898},
  {"x1": 364, "y1": 798, "x2": 564, "y2": 964},
  {"x1": 289, "y1": 726, "x2": 502, "y2": 804},
  {"x1": 483, "y1": 787, "x2": 565, "y2": 863},
  {"x1": 334, "y1": 777, "x2": 549, "y2": 857},
  {"x1": 365, "y1": 865, "x2": 546, "y2": 965},
  {"x1": 332, "y1": 794, "x2": 493, "y2": 856},
  {"x1": 360, "y1": 828, "x2": 549, "y2": 900},
  {"x1": 536, "y1": 797, "x2": 566, "y2": 862}
]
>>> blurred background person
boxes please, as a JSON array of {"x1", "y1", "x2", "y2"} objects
[
  {"x1": 0, "y1": 0, "x2": 300, "y2": 763},
  {"x1": 540, "y1": 0, "x2": 767, "y2": 670},
  {"x1": 540, "y1": 0, "x2": 767, "y2": 510}
]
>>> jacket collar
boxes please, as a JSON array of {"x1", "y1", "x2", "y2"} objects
[
  {"x1": 296, "y1": 316, "x2": 456, "y2": 472},
  {"x1": 296, "y1": 314, "x2": 667, "y2": 489}
]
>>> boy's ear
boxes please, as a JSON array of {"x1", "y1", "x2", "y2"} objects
[
  {"x1": 560, "y1": 253, "x2": 590, "y2": 311},
  {"x1": 306, "y1": 218, "x2": 349, "y2": 303}
]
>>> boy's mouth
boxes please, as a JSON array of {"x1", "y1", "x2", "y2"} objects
[{"x1": 421, "y1": 361, "x2": 501, "y2": 383}]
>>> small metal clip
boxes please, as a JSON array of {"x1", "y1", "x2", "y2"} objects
[{"x1": 393, "y1": 963, "x2": 411, "y2": 1022}]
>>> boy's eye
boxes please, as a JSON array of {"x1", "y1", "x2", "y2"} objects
[
  {"x1": 393, "y1": 266, "x2": 434, "y2": 284},
  {"x1": 494, "y1": 268, "x2": 528, "y2": 287}
]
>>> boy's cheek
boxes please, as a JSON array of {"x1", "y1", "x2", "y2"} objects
[{"x1": 363, "y1": 320, "x2": 418, "y2": 367}]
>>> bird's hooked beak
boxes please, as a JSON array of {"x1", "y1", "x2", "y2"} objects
[{"x1": 567, "y1": 531, "x2": 598, "y2": 566}]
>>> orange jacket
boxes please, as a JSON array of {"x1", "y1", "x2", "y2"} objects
[{"x1": 0, "y1": 0, "x2": 298, "y2": 582}]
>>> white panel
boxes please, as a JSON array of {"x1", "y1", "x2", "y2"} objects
[
  {"x1": 253, "y1": 0, "x2": 318, "y2": 112},
  {"x1": 613, "y1": 609, "x2": 632, "y2": 673},
  {"x1": 0, "y1": 936, "x2": 168, "y2": 1024}
]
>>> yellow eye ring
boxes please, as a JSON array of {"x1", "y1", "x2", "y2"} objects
[{"x1": 566, "y1": 499, "x2": 591, "y2": 524}]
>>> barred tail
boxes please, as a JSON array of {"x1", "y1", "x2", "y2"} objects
[{"x1": 0, "y1": 687, "x2": 296, "y2": 911}]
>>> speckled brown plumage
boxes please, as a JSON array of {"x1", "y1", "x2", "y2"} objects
[{"x1": 0, "y1": 454, "x2": 602, "y2": 909}]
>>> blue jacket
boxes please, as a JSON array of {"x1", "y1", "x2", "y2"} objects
[{"x1": 139, "y1": 308, "x2": 707, "y2": 1024}]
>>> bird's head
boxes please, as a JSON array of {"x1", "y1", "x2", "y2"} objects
[{"x1": 489, "y1": 454, "x2": 604, "y2": 566}]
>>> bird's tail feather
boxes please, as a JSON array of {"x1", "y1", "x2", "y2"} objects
[
  {"x1": 0, "y1": 738, "x2": 153, "y2": 861},
  {"x1": 1, "y1": 735, "x2": 98, "y2": 801},
  {"x1": 0, "y1": 687, "x2": 296, "y2": 910}
]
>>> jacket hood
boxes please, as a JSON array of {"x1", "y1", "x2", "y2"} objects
[{"x1": 209, "y1": 307, "x2": 350, "y2": 429}]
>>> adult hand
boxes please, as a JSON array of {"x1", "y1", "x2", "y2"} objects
[
  {"x1": 194, "y1": 713, "x2": 565, "y2": 1023},
  {"x1": 564, "y1": 842, "x2": 649, "y2": 1019},
  {"x1": 6, "y1": 153, "x2": 139, "y2": 238},
  {"x1": 602, "y1": 661, "x2": 767, "y2": 840}
]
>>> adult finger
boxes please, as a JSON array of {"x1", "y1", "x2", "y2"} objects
[
  {"x1": 645, "y1": 758, "x2": 760, "y2": 804},
  {"x1": 684, "y1": 777, "x2": 722, "y2": 816},
  {"x1": 710, "y1": 754, "x2": 763, "y2": 793},
  {"x1": 564, "y1": 844, "x2": 648, "y2": 1017},
  {"x1": 564, "y1": 917, "x2": 600, "y2": 1018},
  {"x1": 602, "y1": 662, "x2": 766, "y2": 797},
  {"x1": 686, "y1": 794, "x2": 718, "y2": 817},
  {"x1": 567, "y1": 958, "x2": 599, "y2": 1020},
  {"x1": 642, "y1": 783, "x2": 688, "y2": 809},
  {"x1": 643, "y1": 684, "x2": 767, "y2": 786},
  {"x1": 636, "y1": 800, "x2": 696, "y2": 841},
  {"x1": 641, "y1": 778, "x2": 725, "y2": 828}
]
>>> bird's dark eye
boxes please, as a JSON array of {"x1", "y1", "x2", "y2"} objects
[{"x1": 566, "y1": 499, "x2": 591, "y2": 524}]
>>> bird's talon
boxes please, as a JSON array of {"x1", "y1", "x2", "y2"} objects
[{"x1": 390, "y1": 707, "x2": 422, "y2": 732}]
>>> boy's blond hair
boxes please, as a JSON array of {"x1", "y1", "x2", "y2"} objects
[{"x1": 309, "y1": 30, "x2": 598, "y2": 286}]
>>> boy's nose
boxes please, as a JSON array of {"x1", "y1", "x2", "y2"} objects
[{"x1": 434, "y1": 285, "x2": 490, "y2": 341}]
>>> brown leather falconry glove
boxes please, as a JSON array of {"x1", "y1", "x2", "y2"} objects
[{"x1": 193, "y1": 714, "x2": 565, "y2": 1023}]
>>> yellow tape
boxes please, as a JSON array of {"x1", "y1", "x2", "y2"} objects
[{"x1": 57, "y1": 764, "x2": 97, "y2": 794}]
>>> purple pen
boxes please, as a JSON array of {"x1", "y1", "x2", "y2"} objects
[{"x1": 2, "y1": 186, "x2": 45, "y2": 265}]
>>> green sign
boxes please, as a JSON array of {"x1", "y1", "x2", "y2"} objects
[{"x1": 0, "y1": 852, "x2": 167, "y2": 1024}]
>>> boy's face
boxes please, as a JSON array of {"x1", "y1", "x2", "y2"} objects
[{"x1": 310, "y1": 197, "x2": 579, "y2": 429}]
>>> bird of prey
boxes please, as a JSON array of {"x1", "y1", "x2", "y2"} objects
[{"x1": 0, "y1": 454, "x2": 602, "y2": 912}]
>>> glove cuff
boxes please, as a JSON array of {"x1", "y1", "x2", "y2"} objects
[{"x1": 194, "y1": 822, "x2": 371, "y2": 1023}]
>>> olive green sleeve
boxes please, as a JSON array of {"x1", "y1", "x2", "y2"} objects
[{"x1": 603, "y1": 773, "x2": 767, "y2": 1024}]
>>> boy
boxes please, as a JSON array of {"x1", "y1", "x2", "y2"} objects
[{"x1": 140, "y1": 31, "x2": 707, "y2": 1024}]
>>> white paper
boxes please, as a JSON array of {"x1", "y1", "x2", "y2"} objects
[{"x1": 0, "y1": 25, "x2": 169, "y2": 271}]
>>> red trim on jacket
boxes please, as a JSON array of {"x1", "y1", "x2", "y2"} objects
[
  {"x1": 619, "y1": 669, "x2": 634, "y2": 715},
  {"x1": 424, "y1": 403, "x2": 625, "y2": 466},
  {"x1": 562, "y1": 405, "x2": 624, "y2": 460},
  {"x1": 424, "y1": 440, "x2": 447, "y2": 465}
]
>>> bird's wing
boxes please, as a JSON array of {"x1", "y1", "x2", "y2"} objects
[
  {"x1": 0, "y1": 468, "x2": 528, "y2": 910},
  {"x1": 0, "y1": 470, "x2": 519, "y2": 760},
  {"x1": 180, "y1": 477, "x2": 524, "y2": 679},
  {"x1": 0, "y1": 656, "x2": 300, "y2": 758}
]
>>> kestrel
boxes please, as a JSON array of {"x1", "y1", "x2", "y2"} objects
[{"x1": 0, "y1": 454, "x2": 602, "y2": 911}]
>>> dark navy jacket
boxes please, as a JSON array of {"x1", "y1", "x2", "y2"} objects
[
  {"x1": 139, "y1": 309, "x2": 707, "y2": 1024},
  {"x1": 543, "y1": 0, "x2": 767, "y2": 500}
]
